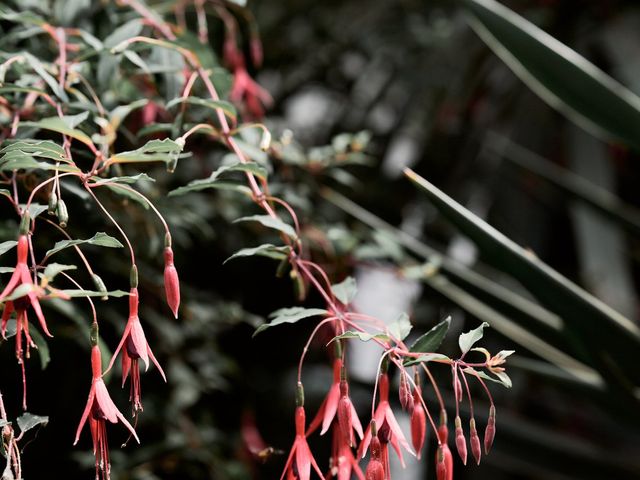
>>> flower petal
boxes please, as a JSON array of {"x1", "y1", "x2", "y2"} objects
[
  {"x1": 94, "y1": 379, "x2": 118, "y2": 423},
  {"x1": 320, "y1": 383, "x2": 340, "y2": 435},
  {"x1": 74, "y1": 386, "x2": 96, "y2": 445},
  {"x1": 130, "y1": 316, "x2": 149, "y2": 371},
  {"x1": 147, "y1": 343, "x2": 166, "y2": 382}
]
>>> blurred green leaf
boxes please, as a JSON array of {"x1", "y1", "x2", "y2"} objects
[
  {"x1": 461, "y1": 0, "x2": 640, "y2": 150},
  {"x1": 234, "y1": 215, "x2": 297, "y2": 240},
  {"x1": 404, "y1": 353, "x2": 450, "y2": 367},
  {"x1": 16, "y1": 413, "x2": 48, "y2": 434},
  {"x1": 223, "y1": 243, "x2": 290, "y2": 264},
  {"x1": 331, "y1": 276, "x2": 357, "y2": 305},
  {"x1": 388, "y1": 312, "x2": 412, "y2": 341},
  {"x1": 45, "y1": 232, "x2": 124, "y2": 257},
  {"x1": 405, "y1": 168, "x2": 640, "y2": 388},
  {"x1": 331, "y1": 330, "x2": 390, "y2": 343}
]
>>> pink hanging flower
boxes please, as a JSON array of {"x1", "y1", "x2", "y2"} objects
[
  {"x1": 230, "y1": 57, "x2": 273, "y2": 120},
  {"x1": 327, "y1": 425, "x2": 365, "y2": 480},
  {"x1": 358, "y1": 373, "x2": 414, "y2": 467},
  {"x1": 106, "y1": 288, "x2": 166, "y2": 413},
  {"x1": 410, "y1": 388, "x2": 426, "y2": 459},
  {"x1": 74, "y1": 343, "x2": 139, "y2": 480},
  {"x1": 364, "y1": 435, "x2": 384, "y2": 480},
  {"x1": 436, "y1": 424, "x2": 453, "y2": 480},
  {"x1": 307, "y1": 358, "x2": 362, "y2": 442},
  {"x1": 281, "y1": 403, "x2": 324, "y2": 480}
]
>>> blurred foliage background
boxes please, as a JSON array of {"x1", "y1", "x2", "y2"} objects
[{"x1": 1, "y1": 0, "x2": 640, "y2": 479}]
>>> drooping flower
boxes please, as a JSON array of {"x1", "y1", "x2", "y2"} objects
[
  {"x1": 358, "y1": 373, "x2": 414, "y2": 466},
  {"x1": 163, "y1": 244, "x2": 180, "y2": 318},
  {"x1": 281, "y1": 385, "x2": 324, "y2": 480},
  {"x1": 327, "y1": 425, "x2": 365, "y2": 480},
  {"x1": 364, "y1": 433, "x2": 385, "y2": 480},
  {"x1": 470, "y1": 418, "x2": 482, "y2": 465},
  {"x1": 307, "y1": 358, "x2": 363, "y2": 442},
  {"x1": 0, "y1": 234, "x2": 63, "y2": 408},
  {"x1": 74, "y1": 342, "x2": 139, "y2": 480},
  {"x1": 229, "y1": 57, "x2": 273, "y2": 120},
  {"x1": 106, "y1": 287, "x2": 166, "y2": 413},
  {"x1": 454, "y1": 416, "x2": 467, "y2": 465},
  {"x1": 484, "y1": 404, "x2": 496, "y2": 454}
]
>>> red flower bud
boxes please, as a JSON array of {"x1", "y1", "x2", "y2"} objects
[
  {"x1": 484, "y1": 405, "x2": 496, "y2": 454},
  {"x1": 399, "y1": 371, "x2": 413, "y2": 412},
  {"x1": 454, "y1": 417, "x2": 467, "y2": 465},
  {"x1": 337, "y1": 382, "x2": 353, "y2": 447},
  {"x1": 163, "y1": 246, "x2": 180, "y2": 318},
  {"x1": 436, "y1": 446, "x2": 447, "y2": 480},
  {"x1": 454, "y1": 375, "x2": 463, "y2": 403},
  {"x1": 410, "y1": 389, "x2": 426, "y2": 459},
  {"x1": 470, "y1": 419, "x2": 481, "y2": 465}
]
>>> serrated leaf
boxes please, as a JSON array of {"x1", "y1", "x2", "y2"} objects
[
  {"x1": 45, "y1": 232, "x2": 123, "y2": 258},
  {"x1": 20, "y1": 117, "x2": 93, "y2": 147},
  {"x1": 224, "y1": 243, "x2": 290, "y2": 264},
  {"x1": 388, "y1": 312, "x2": 412, "y2": 341},
  {"x1": 463, "y1": 367, "x2": 512, "y2": 388},
  {"x1": 330, "y1": 330, "x2": 390, "y2": 343},
  {"x1": 1, "y1": 139, "x2": 66, "y2": 158},
  {"x1": 111, "y1": 138, "x2": 183, "y2": 164},
  {"x1": 461, "y1": 0, "x2": 640, "y2": 150},
  {"x1": 166, "y1": 96, "x2": 237, "y2": 122},
  {"x1": 404, "y1": 353, "x2": 451, "y2": 367},
  {"x1": 234, "y1": 215, "x2": 297, "y2": 239},
  {"x1": 0, "y1": 241, "x2": 17, "y2": 256},
  {"x1": 253, "y1": 307, "x2": 328, "y2": 337},
  {"x1": 331, "y1": 276, "x2": 357, "y2": 305},
  {"x1": 16, "y1": 413, "x2": 48, "y2": 434},
  {"x1": 91, "y1": 173, "x2": 155, "y2": 185},
  {"x1": 408, "y1": 316, "x2": 451, "y2": 355},
  {"x1": 42, "y1": 263, "x2": 77, "y2": 281},
  {"x1": 459, "y1": 322, "x2": 490, "y2": 355}
]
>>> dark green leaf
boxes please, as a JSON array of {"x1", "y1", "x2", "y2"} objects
[
  {"x1": 461, "y1": 0, "x2": 640, "y2": 150},
  {"x1": 166, "y1": 96, "x2": 237, "y2": 123},
  {"x1": 20, "y1": 117, "x2": 93, "y2": 147},
  {"x1": 408, "y1": 316, "x2": 451, "y2": 355}
]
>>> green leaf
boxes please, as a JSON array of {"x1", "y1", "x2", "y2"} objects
[
  {"x1": 4, "y1": 284, "x2": 38, "y2": 302},
  {"x1": 461, "y1": 0, "x2": 640, "y2": 150},
  {"x1": 169, "y1": 179, "x2": 252, "y2": 197},
  {"x1": 408, "y1": 316, "x2": 451, "y2": 355},
  {"x1": 91, "y1": 173, "x2": 155, "y2": 185},
  {"x1": 224, "y1": 243, "x2": 290, "y2": 264},
  {"x1": 103, "y1": 19, "x2": 143, "y2": 49},
  {"x1": 404, "y1": 353, "x2": 450, "y2": 367},
  {"x1": 331, "y1": 276, "x2": 357, "y2": 305},
  {"x1": 22, "y1": 52, "x2": 68, "y2": 102},
  {"x1": 20, "y1": 117, "x2": 93, "y2": 147},
  {"x1": 388, "y1": 312, "x2": 412, "y2": 341},
  {"x1": 60, "y1": 289, "x2": 129, "y2": 298},
  {"x1": 234, "y1": 215, "x2": 297, "y2": 239},
  {"x1": 331, "y1": 330, "x2": 390, "y2": 343},
  {"x1": 16, "y1": 412, "x2": 48, "y2": 434},
  {"x1": 111, "y1": 138, "x2": 183, "y2": 165},
  {"x1": 0, "y1": 241, "x2": 17, "y2": 256},
  {"x1": 166, "y1": 96, "x2": 237, "y2": 123},
  {"x1": 45, "y1": 232, "x2": 123, "y2": 257},
  {"x1": 459, "y1": 322, "x2": 490, "y2": 355},
  {"x1": 169, "y1": 162, "x2": 266, "y2": 197},
  {"x1": 405, "y1": 168, "x2": 640, "y2": 387},
  {"x1": 253, "y1": 307, "x2": 328, "y2": 337},
  {"x1": 42, "y1": 263, "x2": 77, "y2": 282},
  {"x1": 1, "y1": 139, "x2": 67, "y2": 160},
  {"x1": 463, "y1": 367, "x2": 512, "y2": 388}
]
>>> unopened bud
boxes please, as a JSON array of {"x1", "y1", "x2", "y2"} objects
[
  {"x1": 91, "y1": 274, "x2": 108, "y2": 301},
  {"x1": 484, "y1": 405, "x2": 496, "y2": 454},
  {"x1": 410, "y1": 389, "x2": 426, "y2": 459},
  {"x1": 454, "y1": 374, "x2": 463, "y2": 403},
  {"x1": 56, "y1": 199, "x2": 68, "y2": 227},
  {"x1": 337, "y1": 386, "x2": 353, "y2": 446},
  {"x1": 470, "y1": 418, "x2": 481, "y2": 465},
  {"x1": 48, "y1": 191, "x2": 58, "y2": 215},
  {"x1": 454, "y1": 416, "x2": 467, "y2": 465},
  {"x1": 163, "y1": 246, "x2": 180, "y2": 318},
  {"x1": 399, "y1": 371, "x2": 414, "y2": 413}
]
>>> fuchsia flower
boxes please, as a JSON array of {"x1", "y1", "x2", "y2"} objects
[
  {"x1": 327, "y1": 425, "x2": 365, "y2": 480},
  {"x1": 358, "y1": 373, "x2": 414, "y2": 467},
  {"x1": 364, "y1": 434, "x2": 384, "y2": 480},
  {"x1": 74, "y1": 343, "x2": 139, "y2": 480},
  {"x1": 230, "y1": 57, "x2": 273, "y2": 120},
  {"x1": 307, "y1": 358, "x2": 363, "y2": 441},
  {"x1": 410, "y1": 388, "x2": 426, "y2": 459},
  {"x1": 106, "y1": 287, "x2": 166, "y2": 413},
  {"x1": 436, "y1": 424, "x2": 453, "y2": 480},
  {"x1": 0, "y1": 234, "x2": 67, "y2": 408},
  {"x1": 163, "y1": 245, "x2": 180, "y2": 318},
  {"x1": 281, "y1": 403, "x2": 324, "y2": 480}
]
